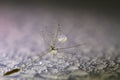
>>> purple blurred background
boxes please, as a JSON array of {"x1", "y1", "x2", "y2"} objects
[{"x1": 0, "y1": 0, "x2": 120, "y2": 62}]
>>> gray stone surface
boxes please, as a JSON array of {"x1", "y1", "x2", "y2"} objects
[{"x1": 0, "y1": 1, "x2": 120, "y2": 80}]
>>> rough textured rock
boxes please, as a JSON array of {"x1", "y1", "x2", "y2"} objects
[{"x1": 0, "y1": 1, "x2": 120, "y2": 80}]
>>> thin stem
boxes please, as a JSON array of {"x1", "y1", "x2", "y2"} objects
[{"x1": 21, "y1": 49, "x2": 50, "y2": 70}]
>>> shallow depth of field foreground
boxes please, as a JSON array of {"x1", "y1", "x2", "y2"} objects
[{"x1": 0, "y1": 1, "x2": 120, "y2": 80}]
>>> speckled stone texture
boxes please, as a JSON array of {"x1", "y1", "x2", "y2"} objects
[{"x1": 0, "y1": 1, "x2": 120, "y2": 80}]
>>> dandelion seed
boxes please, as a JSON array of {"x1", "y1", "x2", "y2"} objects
[
  {"x1": 3, "y1": 68, "x2": 21, "y2": 76},
  {"x1": 3, "y1": 24, "x2": 81, "y2": 76}
]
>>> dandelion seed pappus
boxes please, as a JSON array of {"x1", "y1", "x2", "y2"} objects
[{"x1": 3, "y1": 24, "x2": 81, "y2": 77}]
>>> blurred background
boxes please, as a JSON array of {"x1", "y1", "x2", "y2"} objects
[{"x1": 0, "y1": 0, "x2": 120, "y2": 80}]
